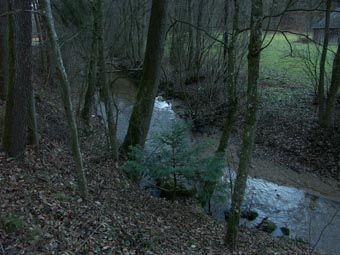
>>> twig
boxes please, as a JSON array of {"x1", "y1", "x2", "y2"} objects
[
  {"x1": 74, "y1": 222, "x2": 104, "y2": 254},
  {"x1": 310, "y1": 208, "x2": 339, "y2": 254},
  {"x1": 170, "y1": 17, "x2": 227, "y2": 47},
  {"x1": 0, "y1": 243, "x2": 5, "y2": 255},
  {"x1": 263, "y1": 0, "x2": 324, "y2": 20},
  {"x1": 0, "y1": 10, "x2": 41, "y2": 17},
  {"x1": 281, "y1": 32, "x2": 294, "y2": 56}
]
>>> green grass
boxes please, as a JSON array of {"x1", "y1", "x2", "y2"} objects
[
  {"x1": 165, "y1": 32, "x2": 337, "y2": 89},
  {"x1": 260, "y1": 33, "x2": 336, "y2": 86}
]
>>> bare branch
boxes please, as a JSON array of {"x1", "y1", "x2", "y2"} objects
[{"x1": 170, "y1": 16, "x2": 228, "y2": 47}]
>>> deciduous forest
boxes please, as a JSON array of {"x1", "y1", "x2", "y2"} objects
[{"x1": 0, "y1": 0, "x2": 340, "y2": 254}]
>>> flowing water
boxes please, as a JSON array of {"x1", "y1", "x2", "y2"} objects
[
  {"x1": 97, "y1": 76, "x2": 340, "y2": 255},
  {"x1": 213, "y1": 173, "x2": 340, "y2": 255}
]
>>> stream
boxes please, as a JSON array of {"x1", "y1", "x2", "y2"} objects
[{"x1": 97, "y1": 76, "x2": 340, "y2": 255}]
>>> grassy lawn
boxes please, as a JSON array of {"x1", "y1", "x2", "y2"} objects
[
  {"x1": 164, "y1": 32, "x2": 337, "y2": 104},
  {"x1": 260, "y1": 33, "x2": 337, "y2": 86},
  {"x1": 166, "y1": 32, "x2": 336, "y2": 88}
]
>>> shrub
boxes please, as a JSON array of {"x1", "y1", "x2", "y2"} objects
[{"x1": 122, "y1": 122, "x2": 225, "y2": 207}]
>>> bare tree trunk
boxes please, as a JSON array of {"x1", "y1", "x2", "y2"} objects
[
  {"x1": 96, "y1": 0, "x2": 118, "y2": 160},
  {"x1": 170, "y1": 1, "x2": 186, "y2": 73},
  {"x1": 28, "y1": 89, "x2": 39, "y2": 145},
  {"x1": 225, "y1": 0, "x2": 263, "y2": 248},
  {"x1": 81, "y1": 1, "x2": 98, "y2": 124},
  {"x1": 169, "y1": 14, "x2": 177, "y2": 68},
  {"x1": 322, "y1": 41, "x2": 340, "y2": 128},
  {"x1": 223, "y1": 0, "x2": 229, "y2": 62},
  {"x1": 318, "y1": 0, "x2": 331, "y2": 123},
  {"x1": 37, "y1": 0, "x2": 54, "y2": 87},
  {"x1": 186, "y1": 0, "x2": 194, "y2": 74},
  {"x1": 32, "y1": 0, "x2": 45, "y2": 73},
  {"x1": 41, "y1": 0, "x2": 88, "y2": 198},
  {"x1": 0, "y1": 0, "x2": 7, "y2": 100},
  {"x1": 217, "y1": 0, "x2": 239, "y2": 154},
  {"x1": 122, "y1": 0, "x2": 168, "y2": 153},
  {"x1": 194, "y1": 0, "x2": 205, "y2": 78},
  {"x1": 2, "y1": 0, "x2": 31, "y2": 157}
]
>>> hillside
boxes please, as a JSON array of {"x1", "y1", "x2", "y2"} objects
[{"x1": 0, "y1": 90, "x2": 321, "y2": 255}]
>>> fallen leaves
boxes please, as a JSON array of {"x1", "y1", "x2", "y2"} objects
[
  {"x1": 0, "y1": 140, "x2": 322, "y2": 254},
  {"x1": 0, "y1": 82, "x2": 326, "y2": 254}
]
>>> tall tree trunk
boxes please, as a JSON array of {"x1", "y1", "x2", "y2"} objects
[
  {"x1": 0, "y1": 0, "x2": 8, "y2": 100},
  {"x1": 96, "y1": 0, "x2": 118, "y2": 160},
  {"x1": 37, "y1": 0, "x2": 54, "y2": 87},
  {"x1": 121, "y1": 0, "x2": 168, "y2": 153},
  {"x1": 169, "y1": 1, "x2": 186, "y2": 73},
  {"x1": 81, "y1": 1, "x2": 98, "y2": 124},
  {"x1": 28, "y1": 89, "x2": 39, "y2": 145},
  {"x1": 318, "y1": 0, "x2": 331, "y2": 123},
  {"x1": 223, "y1": 0, "x2": 229, "y2": 63},
  {"x1": 41, "y1": 0, "x2": 88, "y2": 198},
  {"x1": 194, "y1": 0, "x2": 205, "y2": 78},
  {"x1": 2, "y1": 0, "x2": 31, "y2": 157},
  {"x1": 322, "y1": 41, "x2": 340, "y2": 128},
  {"x1": 217, "y1": 0, "x2": 239, "y2": 154},
  {"x1": 186, "y1": 0, "x2": 194, "y2": 75},
  {"x1": 225, "y1": 0, "x2": 263, "y2": 248},
  {"x1": 32, "y1": 0, "x2": 46, "y2": 76}
]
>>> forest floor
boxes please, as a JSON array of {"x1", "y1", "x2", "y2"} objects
[
  {"x1": 247, "y1": 35, "x2": 340, "y2": 184},
  {"x1": 256, "y1": 81, "x2": 340, "y2": 181},
  {"x1": 0, "y1": 83, "x2": 323, "y2": 255}
]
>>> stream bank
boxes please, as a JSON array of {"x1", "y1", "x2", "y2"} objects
[
  {"x1": 0, "y1": 81, "x2": 323, "y2": 254},
  {"x1": 107, "y1": 75, "x2": 340, "y2": 202},
  {"x1": 105, "y1": 76, "x2": 340, "y2": 255}
]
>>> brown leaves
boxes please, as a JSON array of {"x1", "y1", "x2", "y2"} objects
[{"x1": 0, "y1": 138, "x2": 321, "y2": 255}]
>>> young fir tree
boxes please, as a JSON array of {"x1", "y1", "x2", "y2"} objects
[{"x1": 122, "y1": 123, "x2": 224, "y2": 207}]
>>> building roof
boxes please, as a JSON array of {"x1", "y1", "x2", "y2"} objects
[{"x1": 313, "y1": 7, "x2": 340, "y2": 29}]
